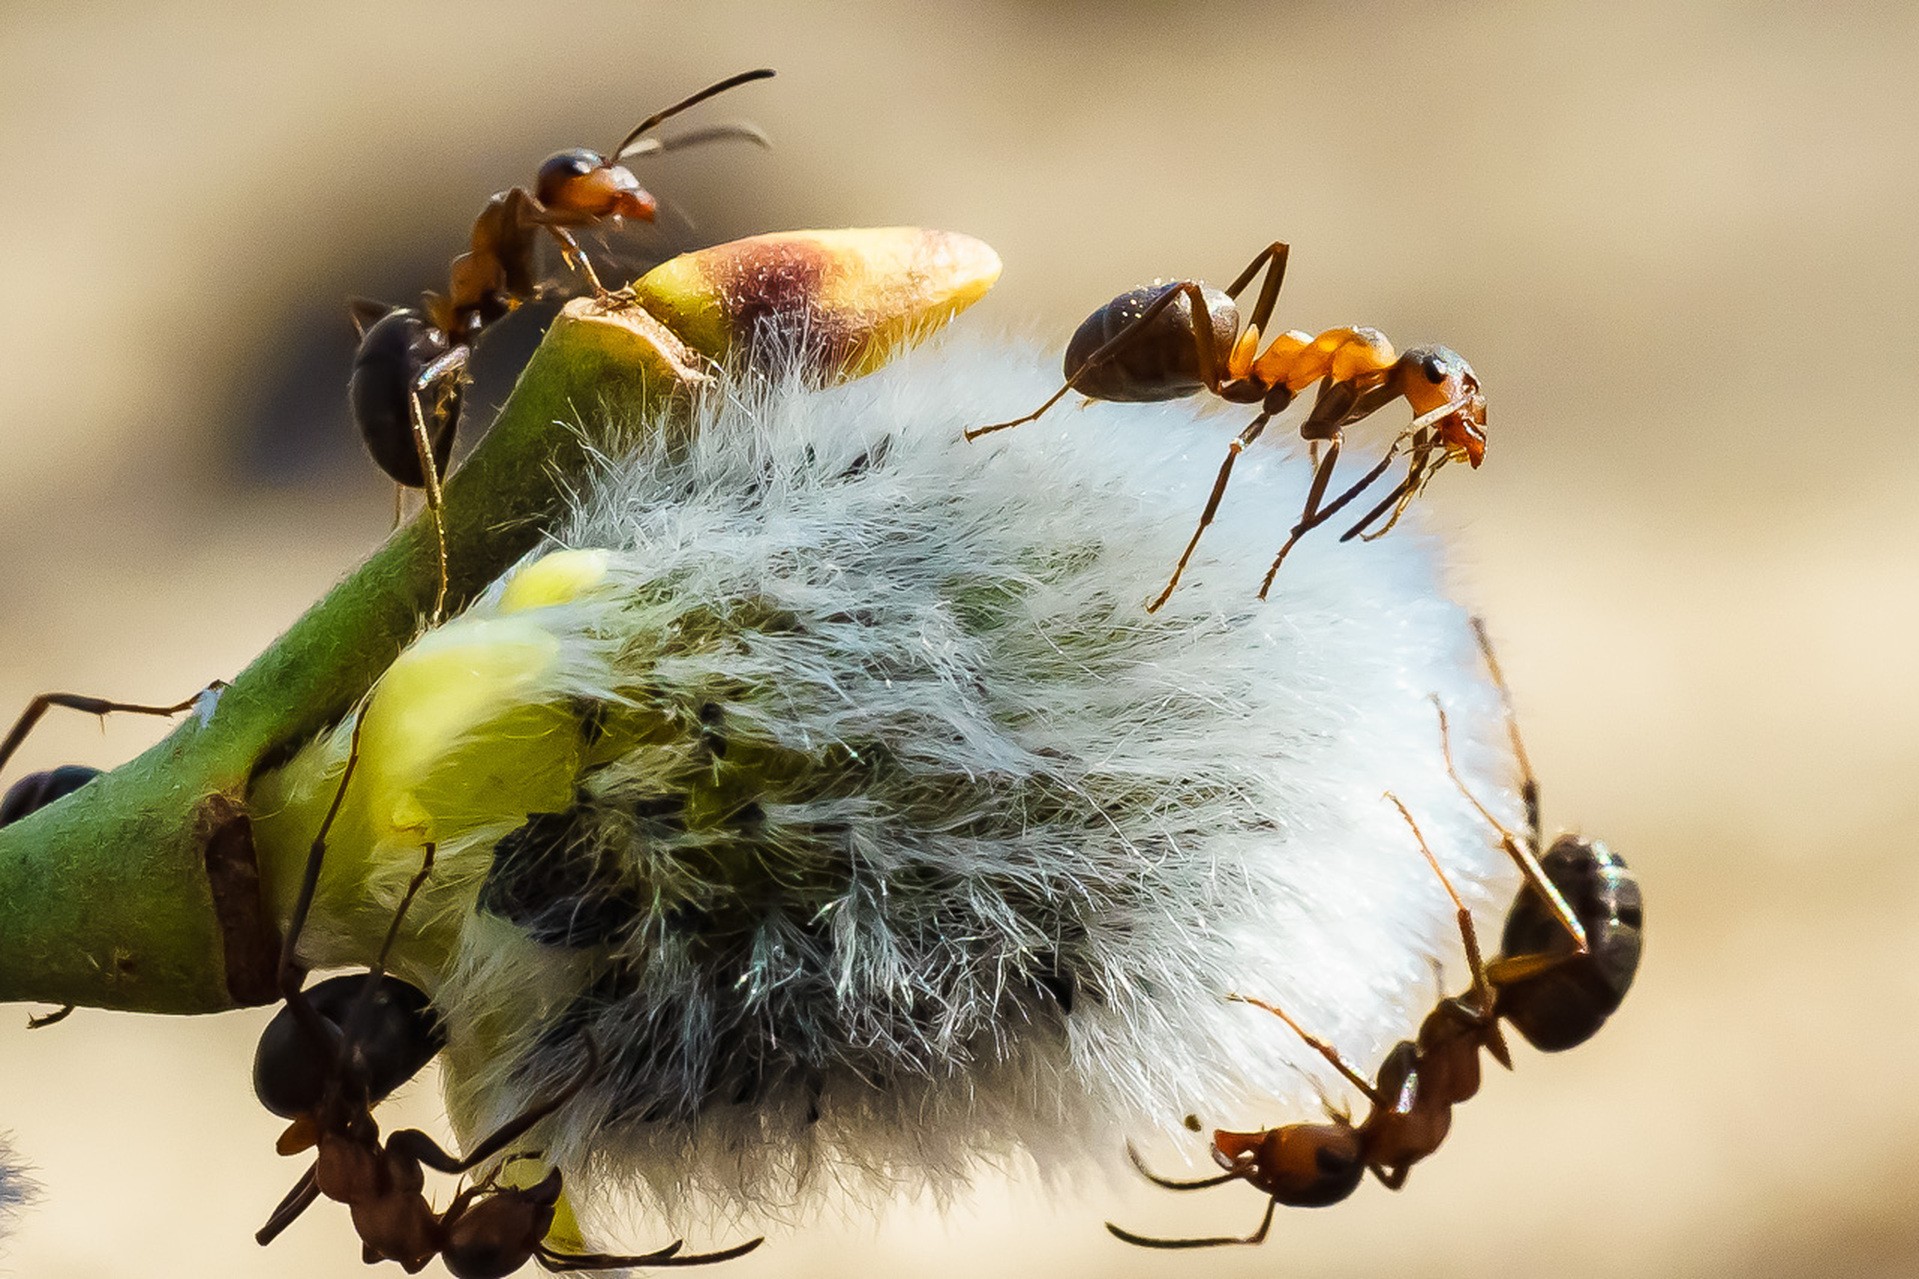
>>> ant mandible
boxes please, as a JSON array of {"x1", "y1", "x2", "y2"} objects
[
  {"x1": 255, "y1": 720, "x2": 765, "y2": 1275},
  {"x1": 964, "y1": 242, "x2": 1486, "y2": 611},
  {"x1": 1110, "y1": 671, "x2": 1643, "y2": 1248},
  {"x1": 349, "y1": 67, "x2": 775, "y2": 620}
]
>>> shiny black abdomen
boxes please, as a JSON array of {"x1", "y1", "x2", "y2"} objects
[
  {"x1": 253, "y1": 972, "x2": 445, "y2": 1118},
  {"x1": 1496, "y1": 837, "x2": 1643, "y2": 1052},
  {"x1": 0, "y1": 765, "x2": 102, "y2": 826},
  {"x1": 349, "y1": 309, "x2": 461, "y2": 488},
  {"x1": 1063, "y1": 282, "x2": 1241, "y2": 402}
]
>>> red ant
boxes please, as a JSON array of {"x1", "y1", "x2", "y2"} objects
[
  {"x1": 1110, "y1": 648, "x2": 1641, "y2": 1247},
  {"x1": 255, "y1": 720, "x2": 765, "y2": 1274},
  {"x1": 349, "y1": 67, "x2": 774, "y2": 619},
  {"x1": 964, "y1": 242, "x2": 1486, "y2": 611}
]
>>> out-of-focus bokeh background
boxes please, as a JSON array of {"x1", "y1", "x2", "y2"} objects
[{"x1": 1, "y1": 2, "x2": 1914, "y2": 1276}]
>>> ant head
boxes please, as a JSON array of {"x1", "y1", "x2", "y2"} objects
[
  {"x1": 253, "y1": 972, "x2": 444, "y2": 1120},
  {"x1": 439, "y1": 1170, "x2": 562, "y2": 1279},
  {"x1": 1405, "y1": 345, "x2": 1487, "y2": 468},
  {"x1": 1218, "y1": 1122, "x2": 1365, "y2": 1207},
  {"x1": 0, "y1": 765, "x2": 101, "y2": 826},
  {"x1": 535, "y1": 149, "x2": 658, "y2": 222}
]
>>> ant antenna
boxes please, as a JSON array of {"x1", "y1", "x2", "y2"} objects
[
  {"x1": 618, "y1": 121, "x2": 772, "y2": 161},
  {"x1": 612, "y1": 68, "x2": 776, "y2": 159}
]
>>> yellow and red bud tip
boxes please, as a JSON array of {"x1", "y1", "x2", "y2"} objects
[{"x1": 629, "y1": 227, "x2": 1001, "y2": 380}]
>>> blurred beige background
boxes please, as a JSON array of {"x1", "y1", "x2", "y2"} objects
[{"x1": 1, "y1": 2, "x2": 1914, "y2": 1276}]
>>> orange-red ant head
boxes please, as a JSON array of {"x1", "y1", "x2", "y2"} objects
[
  {"x1": 1400, "y1": 345, "x2": 1486, "y2": 468},
  {"x1": 535, "y1": 149, "x2": 658, "y2": 222},
  {"x1": 1211, "y1": 1122, "x2": 1366, "y2": 1207}
]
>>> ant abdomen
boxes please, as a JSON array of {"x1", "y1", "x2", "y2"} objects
[
  {"x1": 253, "y1": 972, "x2": 445, "y2": 1118},
  {"x1": 1063, "y1": 283, "x2": 1239, "y2": 402},
  {"x1": 0, "y1": 764, "x2": 101, "y2": 826},
  {"x1": 1496, "y1": 837, "x2": 1642, "y2": 1052},
  {"x1": 349, "y1": 308, "x2": 461, "y2": 489}
]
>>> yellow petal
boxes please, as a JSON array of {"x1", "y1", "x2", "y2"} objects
[{"x1": 499, "y1": 548, "x2": 614, "y2": 613}]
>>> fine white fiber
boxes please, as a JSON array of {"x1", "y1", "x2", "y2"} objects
[
  {"x1": 249, "y1": 330, "x2": 1531, "y2": 1239},
  {"x1": 0, "y1": 1136, "x2": 33, "y2": 1236},
  {"x1": 395, "y1": 332, "x2": 1530, "y2": 1228}
]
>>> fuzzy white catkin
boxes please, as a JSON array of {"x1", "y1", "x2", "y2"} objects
[
  {"x1": 0, "y1": 1137, "x2": 32, "y2": 1234},
  {"x1": 394, "y1": 333, "x2": 1527, "y2": 1228}
]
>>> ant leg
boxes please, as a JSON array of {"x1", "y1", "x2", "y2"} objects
[
  {"x1": 279, "y1": 715, "x2": 368, "y2": 992},
  {"x1": 1145, "y1": 410, "x2": 1276, "y2": 612},
  {"x1": 331, "y1": 841, "x2": 437, "y2": 1071},
  {"x1": 256, "y1": 1163, "x2": 322, "y2": 1245},
  {"x1": 1226, "y1": 994, "x2": 1383, "y2": 1107},
  {"x1": 25, "y1": 1004, "x2": 74, "y2": 1029},
  {"x1": 1256, "y1": 441, "x2": 1405, "y2": 599},
  {"x1": 388, "y1": 1036, "x2": 601, "y2": 1175},
  {"x1": 539, "y1": 1236, "x2": 766, "y2": 1270},
  {"x1": 1383, "y1": 793, "x2": 1492, "y2": 1013},
  {"x1": 1222, "y1": 242, "x2": 1290, "y2": 335},
  {"x1": 1354, "y1": 444, "x2": 1444, "y2": 543},
  {"x1": 1337, "y1": 390, "x2": 1468, "y2": 545},
  {"x1": 1340, "y1": 486, "x2": 1410, "y2": 542},
  {"x1": 966, "y1": 281, "x2": 1224, "y2": 440},
  {"x1": 404, "y1": 348, "x2": 464, "y2": 624},
  {"x1": 1470, "y1": 618, "x2": 1540, "y2": 839},
  {"x1": 1124, "y1": 1141, "x2": 1243, "y2": 1191},
  {"x1": 269, "y1": 716, "x2": 372, "y2": 1147},
  {"x1": 1333, "y1": 431, "x2": 1433, "y2": 545},
  {"x1": 1432, "y1": 699, "x2": 1587, "y2": 955},
  {"x1": 541, "y1": 223, "x2": 610, "y2": 297},
  {"x1": 1107, "y1": 1195, "x2": 1278, "y2": 1249},
  {"x1": 1263, "y1": 429, "x2": 1345, "y2": 585},
  {"x1": 0, "y1": 690, "x2": 207, "y2": 777}
]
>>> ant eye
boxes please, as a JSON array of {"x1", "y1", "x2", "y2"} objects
[{"x1": 1421, "y1": 352, "x2": 1448, "y2": 383}]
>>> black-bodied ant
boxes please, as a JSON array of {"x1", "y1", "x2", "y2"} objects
[
  {"x1": 255, "y1": 718, "x2": 764, "y2": 1274},
  {"x1": 964, "y1": 242, "x2": 1486, "y2": 610},
  {"x1": 1109, "y1": 651, "x2": 1641, "y2": 1247},
  {"x1": 1451, "y1": 618, "x2": 1643, "y2": 1052},
  {"x1": 349, "y1": 67, "x2": 775, "y2": 619}
]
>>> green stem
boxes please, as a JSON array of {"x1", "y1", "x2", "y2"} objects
[{"x1": 0, "y1": 303, "x2": 707, "y2": 1014}]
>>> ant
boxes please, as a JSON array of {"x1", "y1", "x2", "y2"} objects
[
  {"x1": 1450, "y1": 618, "x2": 1643, "y2": 1053},
  {"x1": 1109, "y1": 647, "x2": 1641, "y2": 1247},
  {"x1": 256, "y1": 719, "x2": 764, "y2": 1274},
  {"x1": 964, "y1": 242, "x2": 1486, "y2": 611},
  {"x1": 349, "y1": 67, "x2": 775, "y2": 619}
]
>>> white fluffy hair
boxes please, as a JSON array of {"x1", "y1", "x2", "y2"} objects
[
  {"x1": 428, "y1": 333, "x2": 1524, "y2": 1227},
  {"x1": 0, "y1": 1136, "x2": 33, "y2": 1234}
]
